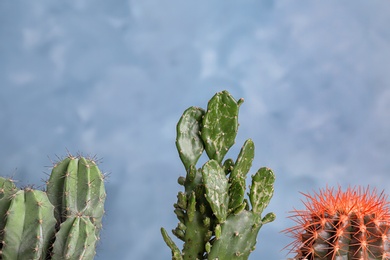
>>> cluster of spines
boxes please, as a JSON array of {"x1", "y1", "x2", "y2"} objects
[
  {"x1": 0, "y1": 154, "x2": 107, "y2": 260},
  {"x1": 284, "y1": 186, "x2": 390, "y2": 260},
  {"x1": 161, "y1": 90, "x2": 276, "y2": 260}
]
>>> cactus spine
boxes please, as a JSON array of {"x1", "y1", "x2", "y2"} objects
[
  {"x1": 0, "y1": 154, "x2": 106, "y2": 260},
  {"x1": 161, "y1": 90, "x2": 276, "y2": 260},
  {"x1": 284, "y1": 186, "x2": 390, "y2": 260}
]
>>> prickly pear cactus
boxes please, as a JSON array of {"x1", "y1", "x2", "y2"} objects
[
  {"x1": 0, "y1": 154, "x2": 106, "y2": 260},
  {"x1": 283, "y1": 186, "x2": 390, "y2": 260},
  {"x1": 161, "y1": 90, "x2": 276, "y2": 260}
]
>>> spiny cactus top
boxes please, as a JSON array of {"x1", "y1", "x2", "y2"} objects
[
  {"x1": 0, "y1": 154, "x2": 107, "y2": 260},
  {"x1": 284, "y1": 186, "x2": 390, "y2": 260},
  {"x1": 161, "y1": 90, "x2": 276, "y2": 260}
]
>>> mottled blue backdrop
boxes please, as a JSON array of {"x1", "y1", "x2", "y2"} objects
[{"x1": 1, "y1": 1, "x2": 390, "y2": 259}]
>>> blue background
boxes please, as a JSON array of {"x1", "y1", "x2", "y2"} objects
[{"x1": 1, "y1": 1, "x2": 390, "y2": 259}]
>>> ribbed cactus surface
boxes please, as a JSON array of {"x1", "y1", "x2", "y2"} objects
[
  {"x1": 0, "y1": 177, "x2": 17, "y2": 252},
  {"x1": 2, "y1": 188, "x2": 56, "y2": 259},
  {"x1": 284, "y1": 186, "x2": 390, "y2": 260},
  {"x1": 52, "y1": 216, "x2": 98, "y2": 259},
  {"x1": 47, "y1": 156, "x2": 106, "y2": 238},
  {"x1": 161, "y1": 90, "x2": 276, "y2": 260},
  {"x1": 0, "y1": 154, "x2": 106, "y2": 260}
]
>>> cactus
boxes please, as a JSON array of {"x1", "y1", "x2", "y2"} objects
[
  {"x1": 2, "y1": 188, "x2": 56, "y2": 259},
  {"x1": 161, "y1": 90, "x2": 276, "y2": 260},
  {"x1": 0, "y1": 176, "x2": 17, "y2": 251},
  {"x1": 47, "y1": 156, "x2": 106, "y2": 237},
  {"x1": 283, "y1": 186, "x2": 390, "y2": 260},
  {"x1": 0, "y1": 154, "x2": 106, "y2": 260},
  {"x1": 51, "y1": 216, "x2": 98, "y2": 260}
]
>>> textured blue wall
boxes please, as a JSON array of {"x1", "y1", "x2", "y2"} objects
[{"x1": 1, "y1": 1, "x2": 390, "y2": 259}]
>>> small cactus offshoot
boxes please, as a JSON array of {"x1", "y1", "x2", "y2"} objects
[
  {"x1": 161, "y1": 90, "x2": 276, "y2": 260},
  {"x1": 284, "y1": 186, "x2": 390, "y2": 260},
  {"x1": 0, "y1": 154, "x2": 107, "y2": 260}
]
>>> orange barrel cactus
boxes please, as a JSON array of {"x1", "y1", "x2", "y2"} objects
[{"x1": 284, "y1": 186, "x2": 390, "y2": 260}]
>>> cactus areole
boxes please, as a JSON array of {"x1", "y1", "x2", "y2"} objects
[
  {"x1": 284, "y1": 186, "x2": 390, "y2": 260},
  {"x1": 161, "y1": 90, "x2": 276, "y2": 260}
]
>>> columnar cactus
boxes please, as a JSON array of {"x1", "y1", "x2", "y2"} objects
[
  {"x1": 284, "y1": 186, "x2": 390, "y2": 260},
  {"x1": 2, "y1": 188, "x2": 56, "y2": 259},
  {"x1": 0, "y1": 177, "x2": 17, "y2": 250},
  {"x1": 0, "y1": 154, "x2": 106, "y2": 260},
  {"x1": 161, "y1": 90, "x2": 276, "y2": 260},
  {"x1": 47, "y1": 156, "x2": 106, "y2": 238}
]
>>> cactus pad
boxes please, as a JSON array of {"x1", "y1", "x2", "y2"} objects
[
  {"x1": 207, "y1": 210, "x2": 262, "y2": 259},
  {"x1": 176, "y1": 106, "x2": 205, "y2": 171},
  {"x1": 201, "y1": 91, "x2": 241, "y2": 164}
]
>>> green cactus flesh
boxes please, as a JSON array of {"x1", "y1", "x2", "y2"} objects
[
  {"x1": 161, "y1": 227, "x2": 183, "y2": 260},
  {"x1": 202, "y1": 160, "x2": 229, "y2": 223},
  {"x1": 0, "y1": 177, "x2": 17, "y2": 248},
  {"x1": 228, "y1": 139, "x2": 254, "y2": 211},
  {"x1": 207, "y1": 211, "x2": 262, "y2": 259},
  {"x1": 201, "y1": 90, "x2": 241, "y2": 164},
  {"x1": 176, "y1": 106, "x2": 205, "y2": 171},
  {"x1": 52, "y1": 216, "x2": 98, "y2": 260},
  {"x1": 249, "y1": 167, "x2": 275, "y2": 215},
  {"x1": 162, "y1": 90, "x2": 276, "y2": 260},
  {"x1": 47, "y1": 156, "x2": 106, "y2": 236},
  {"x1": 1, "y1": 188, "x2": 57, "y2": 259},
  {"x1": 182, "y1": 210, "x2": 212, "y2": 260}
]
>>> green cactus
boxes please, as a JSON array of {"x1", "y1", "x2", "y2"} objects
[
  {"x1": 200, "y1": 90, "x2": 241, "y2": 164},
  {"x1": 176, "y1": 106, "x2": 205, "y2": 171},
  {"x1": 47, "y1": 156, "x2": 106, "y2": 237},
  {"x1": 0, "y1": 177, "x2": 17, "y2": 250},
  {"x1": 161, "y1": 90, "x2": 276, "y2": 260},
  {"x1": 1, "y1": 188, "x2": 57, "y2": 259},
  {"x1": 52, "y1": 216, "x2": 98, "y2": 260},
  {"x1": 0, "y1": 154, "x2": 106, "y2": 260}
]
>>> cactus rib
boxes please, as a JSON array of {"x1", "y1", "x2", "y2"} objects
[
  {"x1": 52, "y1": 216, "x2": 98, "y2": 260},
  {"x1": 1, "y1": 188, "x2": 56, "y2": 259}
]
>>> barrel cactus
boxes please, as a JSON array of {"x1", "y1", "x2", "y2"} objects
[
  {"x1": 284, "y1": 186, "x2": 390, "y2": 260},
  {"x1": 0, "y1": 154, "x2": 107, "y2": 259},
  {"x1": 161, "y1": 90, "x2": 276, "y2": 260}
]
